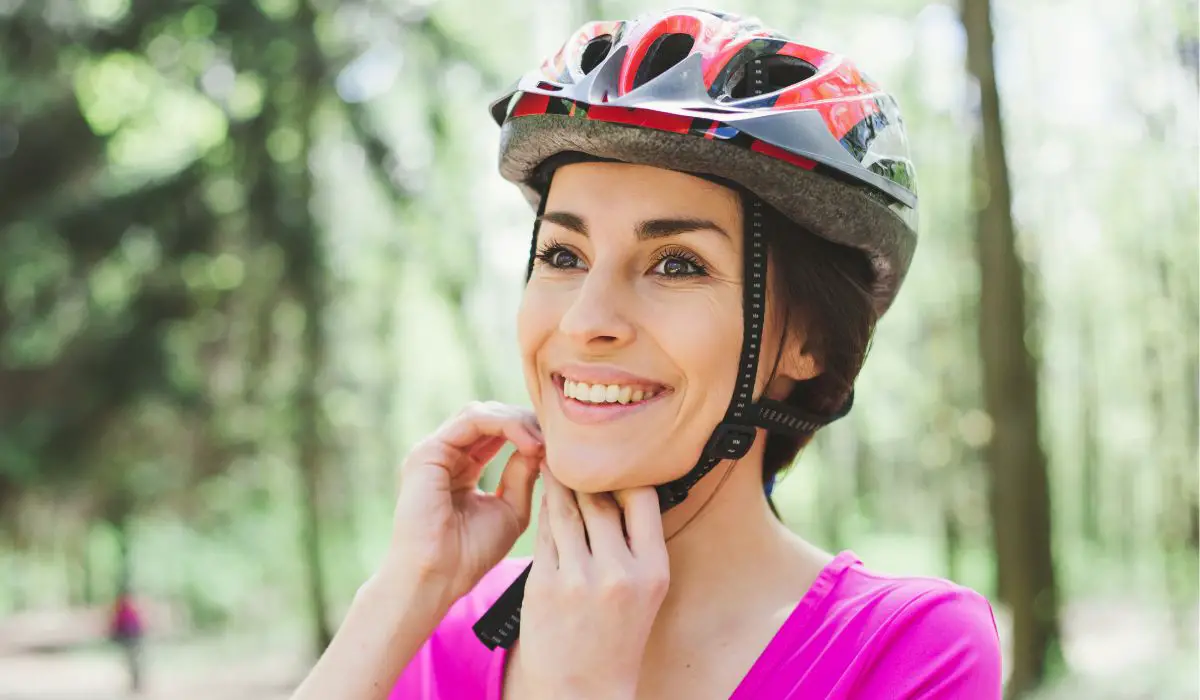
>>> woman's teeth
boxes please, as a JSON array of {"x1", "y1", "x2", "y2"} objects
[{"x1": 563, "y1": 379, "x2": 658, "y2": 404}]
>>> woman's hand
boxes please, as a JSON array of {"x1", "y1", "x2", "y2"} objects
[
  {"x1": 517, "y1": 466, "x2": 670, "y2": 699},
  {"x1": 385, "y1": 401, "x2": 545, "y2": 609}
]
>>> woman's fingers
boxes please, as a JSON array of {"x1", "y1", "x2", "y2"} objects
[
  {"x1": 434, "y1": 402, "x2": 543, "y2": 457},
  {"x1": 465, "y1": 435, "x2": 507, "y2": 466},
  {"x1": 494, "y1": 449, "x2": 541, "y2": 528},
  {"x1": 404, "y1": 403, "x2": 543, "y2": 489},
  {"x1": 519, "y1": 481, "x2": 671, "y2": 694},
  {"x1": 541, "y1": 467, "x2": 590, "y2": 568},
  {"x1": 617, "y1": 487, "x2": 667, "y2": 563},
  {"x1": 576, "y1": 491, "x2": 629, "y2": 562}
]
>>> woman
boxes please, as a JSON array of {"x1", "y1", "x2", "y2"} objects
[{"x1": 291, "y1": 8, "x2": 1002, "y2": 699}]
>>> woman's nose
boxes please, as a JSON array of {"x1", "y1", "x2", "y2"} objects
[{"x1": 557, "y1": 269, "x2": 636, "y2": 348}]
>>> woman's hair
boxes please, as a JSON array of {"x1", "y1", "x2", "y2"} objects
[{"x1": 759, "y1": 201, "x2": 879, "y2": 516}]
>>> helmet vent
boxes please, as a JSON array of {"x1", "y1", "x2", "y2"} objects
[
  {"x1": 632, "y1": 33, "x2": 696, "y2": 89},
  {"x1": 580, "y1": 35, "x2": 613, "y2": 75},
  {"x1": 727, "y1": 55, "x2": 816, "y2": 99}
]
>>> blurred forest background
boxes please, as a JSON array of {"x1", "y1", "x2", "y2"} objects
[{"x1": 0, "y1": 0, "x2": 1196, "y2": 698}]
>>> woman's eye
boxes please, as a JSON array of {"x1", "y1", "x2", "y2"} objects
[
  {"x1": 654, "y1": 256, "x2": 704, "y2": 277},
  {"x1": 549, "y1": 249, "x2": 581, "y2": 268},
  {"x1": 535, "y1": 245, "x2": 584, "y2": 270}
]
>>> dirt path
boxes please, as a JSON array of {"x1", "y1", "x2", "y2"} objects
[
  {"x1": 0, "y1": 598, "x2": 1195, "y2": 699},
  {"x1": 0, "y1": 630, "x2": 302, "y2": 700}
]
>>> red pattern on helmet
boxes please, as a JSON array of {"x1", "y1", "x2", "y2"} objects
[
  {"x1": 769, "y1": 58, "x2": 884, "y2": 141},
  {"x1": 619, "y1": 12, "x2": 706, "y2": 95},
  {"x1": 585, "y1": 104, "x2": 693, "y2": 134},
  {"x1": 508, "y1": 93, "x2": 816, "y2": 172},
  {"x1": 751, "y1": 141, "x2": 817, "y2": 170},
  {"x1": 511, "y1": 93, "x2": 550, "y2": 119},
  {"x1": 516, "y1": 9, "x2": 906, "y2": 194},
  {"x1": 542, "y1": 21, "x2": 625, "y2": 83},
  {"x1": 559, "y1": 10, "x2": 884, "y2": 147}
]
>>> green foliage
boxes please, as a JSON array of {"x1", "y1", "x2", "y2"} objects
[{"x1": 0, "y1": 0, "x2": 1195, "y2": 695}]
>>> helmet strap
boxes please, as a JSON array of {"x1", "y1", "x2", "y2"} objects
[{"x1": 653, "y1": 185, "x2": 766, "y2": 509}]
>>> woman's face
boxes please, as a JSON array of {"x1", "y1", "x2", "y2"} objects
[{"x1": 518, "y1": 161, "x2": 808, "y2": 493}]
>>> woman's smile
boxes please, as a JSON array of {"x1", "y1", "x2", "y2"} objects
[{"x1": 550, "y1": 369, "x2": 674, "y2": 425}]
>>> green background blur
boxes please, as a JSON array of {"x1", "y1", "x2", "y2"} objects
[{"x1": 0, "y1": 0, "x2": 1196, "y2": 698}]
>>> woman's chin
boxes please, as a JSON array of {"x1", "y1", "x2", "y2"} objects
[
  {"x1": 544, "y1": 456, "x2": 627, "y2": 493},
  {"x1": 543, "y1": 444, "x2": 684, "y2": 494}
]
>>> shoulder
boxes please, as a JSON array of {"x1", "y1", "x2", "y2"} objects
[
  {"x1": 835, "y1": 561, "x2": 1003, "y2": 698},
  {"x1": 389, "y1": 558, "x2": 530, "y2": 700}
]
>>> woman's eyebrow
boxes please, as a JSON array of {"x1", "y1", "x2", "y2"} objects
[
  {"x1": 539, "y1": 211, "x2": 730, "y2": 240},
  {"x1": 538, "y1": 211, "x2": 588, "y2": 234},
  {"x1": 636, "y1": 218, "x2": 730, "y2": 241}
]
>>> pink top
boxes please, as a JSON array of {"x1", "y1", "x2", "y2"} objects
[
  {"x1": 391, "y1": 551, "x2": 1003, "y2": 699},
  {"x1": 111, "y1": 595, "x2": 143, "y2": 638}
]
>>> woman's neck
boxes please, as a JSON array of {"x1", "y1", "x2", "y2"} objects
[{"x1": 654, "y1": 444, "x2": 832, "y2": 627}]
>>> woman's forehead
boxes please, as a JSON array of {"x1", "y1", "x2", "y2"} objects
[{"x1": 545, "y1": 161, "x2": 742, "y2": 227}]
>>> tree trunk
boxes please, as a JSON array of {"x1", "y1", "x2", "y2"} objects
[
  {"x1": 67, "y1": 532, "x2": 92, "y2": 607},
  {"x1": 1155, "y1": 253, "x2": 1199, "y2": 642},
  {"x1": 1184, "y1": 352, "x2": 1199, "y2": 561},
  {"x1": 852, "y1": 417, "x2": 875, "y2": 520},
  {"x1": 820, "y1": 439, "x2": 845, "y2": 552},
  {"x1": 291, "y1": 3, "x2": 333, "y2": 655},
  {"x1": 960, "y1": 0, "x2": 1062, "y2": 695},
  {"x1": 942, "y1": 498, "x2": 962, "y2": 584},
  {"x1": 82, "y1": 534, "x2": 96, "y2": 606},
  {"x1": 378, "y1": 245, "x2": 404, "y2": 486},
  {"x1": 1077, "y1": 311, "x2": 1100, "y2": 545},
  {"x1": 10, "y1": 549, "x2": 26, "y2": 611},
  {"x1": 296, "y1": 305, "x2": 333, "y2": 653}
]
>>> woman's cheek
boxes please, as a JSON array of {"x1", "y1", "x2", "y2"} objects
[{"x1": 517, "y1": 290, "x2": 553, "y2": 407}]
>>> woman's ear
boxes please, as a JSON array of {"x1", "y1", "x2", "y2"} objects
[
  {"x1": 763, "y1": 341, "x2": 822, "y2": 401},
  {"x1": 784, "y1": 341, "x2": 822, "y2": 382}
]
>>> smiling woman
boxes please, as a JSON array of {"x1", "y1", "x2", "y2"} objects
[
  {"x1": 520, "y1": 162, "x2": 760, "y2": 496},
  {"x1": 519, "y1": 159, "x2": 880, "y2": 506},
  {"x1": 289, "y1": 7, "x2": 1002, "y2": 700}
]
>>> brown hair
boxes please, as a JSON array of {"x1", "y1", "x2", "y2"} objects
[{"x1": 758, "y1": 201, "x2": 879, "y2": 516}]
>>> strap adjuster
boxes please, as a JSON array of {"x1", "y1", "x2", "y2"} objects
[
  {"x1": 655, "y1": 483, "x2": 688, "y2": 509},
  {"x1": 703, "y1": 422, "x2": 757, "y2": 460}
]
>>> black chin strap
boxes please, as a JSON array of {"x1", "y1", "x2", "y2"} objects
[
  {"x1": 471, "y1": 59, "x2": 845, "y2": 651},
  {"x1": 653, "y1": 129, "x2": 769, "y2": 510}
]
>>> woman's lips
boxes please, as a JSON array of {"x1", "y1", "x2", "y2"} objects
[{"x1": 551, "y1": 374, "x2": 671, "y2": 425}]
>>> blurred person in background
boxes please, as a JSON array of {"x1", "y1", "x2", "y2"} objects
[
  {"x1": 109, "y1": 583, "x2": 144, "y2": 694},
  {"x1": 291, "y1": 7, "x2": 1002, "y2": 699}
]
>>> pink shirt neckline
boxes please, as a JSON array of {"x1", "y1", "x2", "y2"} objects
[
  {"x1": 728, "y1": 550, "x2": 859, "y2": 697},
  {"x1": 483, "y1": 550, "x2": 860, "y2": 700}
]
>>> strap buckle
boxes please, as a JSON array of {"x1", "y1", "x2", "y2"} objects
[{"x1": 703, "y1": 422, "x2": 757, "y2": 460}]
